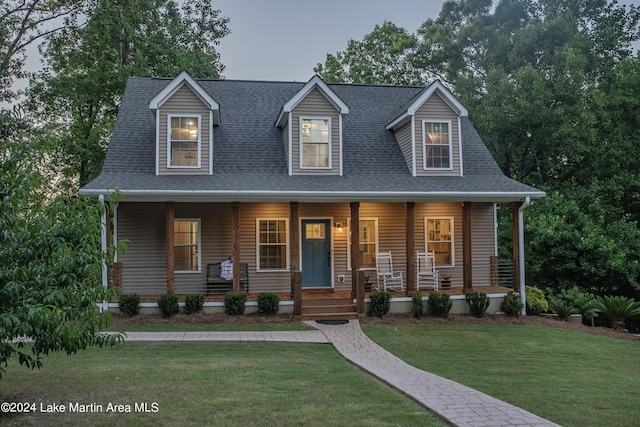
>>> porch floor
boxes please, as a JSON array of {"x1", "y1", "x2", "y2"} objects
[{"x1": 131, "y1": 285, "x2": 512, "y2": 303}]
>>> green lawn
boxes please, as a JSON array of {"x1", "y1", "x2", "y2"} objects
[
  {"x1": 0, "y1": 343, "x2": 446, "y2": 427},
  {"x1": 362, "y1": 323, "x2": 640, "y2": 427}
]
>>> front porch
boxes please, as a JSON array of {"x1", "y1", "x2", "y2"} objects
[{"x1": 105, "y1": 200, "x2": 528, "y2": 316}]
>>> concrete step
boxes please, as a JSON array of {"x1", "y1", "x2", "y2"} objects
[
  {"x1": 300, "y1": 312, "x2": 358, "y2": 321},
  {"x1": 302, "y1": 304, "x2": 357, "y2": 315}
]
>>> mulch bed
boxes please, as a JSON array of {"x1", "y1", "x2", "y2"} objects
[{"x1": 109, "y1": 312, "x2": 640, "y2": 341}]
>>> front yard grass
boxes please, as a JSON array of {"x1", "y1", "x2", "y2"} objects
[
  {"x1": 0, "y1": 343, "x2": 445, "y2": 427},
  {"x1": 363, "y1": 323, "x2": 640, "y2": 427}
]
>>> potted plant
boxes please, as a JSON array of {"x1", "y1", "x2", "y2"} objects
[
  {"x1": 440, "y1": 273, "x2": 452, "y2": 289},
  {"x1": 364, "y1": 274, "x2": 374, "y2": 292}
]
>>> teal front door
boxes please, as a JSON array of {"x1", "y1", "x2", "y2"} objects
[{"x1": 301, "y1": 219, "x2": 331, "y2": 287}]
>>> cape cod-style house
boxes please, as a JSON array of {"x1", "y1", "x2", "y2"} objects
[{"x1": 80, "y1": 72, "x2": 545, "y2": 318}]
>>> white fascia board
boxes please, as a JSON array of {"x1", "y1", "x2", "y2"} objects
[
  {"x1": 79, "y1": 188, "x2": 546, "y2": 204},
  {"x1": 277, "y1": 75, "x2": 348, "y2": 127},
  {"x1": 386, "y1": 81, "x2": 468, "y2": 132},
  {"x1": 149, "y1": 71, "x2": 220, "y2": 124},
  {"x1": 408, "y1": 81, "x2": 468, "y2": 117}
]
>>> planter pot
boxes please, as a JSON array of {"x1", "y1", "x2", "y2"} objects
[
  {"x1": 440, "y1": 280, "x2": 451, "y2": 290},
  {"x1": 364, "y1": 283, "x2": 373, "y2": 292}
]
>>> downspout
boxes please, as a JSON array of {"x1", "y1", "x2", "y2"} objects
[
  {"x1": 518, "y1": 197, "x2": 531, "y2": 315},
  {"x1": 99, "y1": 194, "x2": 108, "y2": 313}
]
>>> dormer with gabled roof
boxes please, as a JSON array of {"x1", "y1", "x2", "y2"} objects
[
  {"x1": 275, "y1": 75, "x2": 349, "y2": 176},
  {"x1": 149, "y1": 71, "x2": 220, "y2": 176},
  {"x1": 386, "y1": 80, "x2": 467, "y2": 177}
]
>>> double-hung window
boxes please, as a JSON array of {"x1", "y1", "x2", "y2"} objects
[
  {"x1": 169, "y1": 115, "x2": 200, "y2": 167},
  {"x1": 423, "y1": 121, "x2": 452, "y2": 169},
  {"x1": 347, "y1": 218, "x2": 378, "y2": 269},
  {"x1": 301, "y1": 118, "x2": 330, "y2": 168},
  {"x1": 425, "y1": 217, "x2": 454, "y2": 266},
  {"x1": 257, "y1": 219, "x2": 288, "y2": 270},
  {"x1": 174, "y1": 219, "x2": 200, "y2": 272}
]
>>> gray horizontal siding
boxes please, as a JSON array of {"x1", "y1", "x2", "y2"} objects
[
  {"x1": 414, "y1": 93, "x2": 461, "y2": 177},
  {"x1": 158, "y1": 84, "x2": 211, "y2": 176},
  {"x1": 291, "y1": 88, "x2": 341, "y2": 175},
  {"x1": 115, "y1": 201, "x2": 496, "y2": 294}
]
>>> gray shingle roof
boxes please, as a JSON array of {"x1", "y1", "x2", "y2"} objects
[{"x1": 81, "y1": 76, "x2": 544, "y2": 202}]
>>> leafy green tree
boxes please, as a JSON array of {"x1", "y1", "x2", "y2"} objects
[
  {"x1": 0, "y1": 0, "x2": 84, "y2": 102},
  {"x1": 0, "y1": 133, "x2": 123, "y2": 378},
  {"x1": 593, "y1": 295, "x2": 640, "y2": 331},
  {"x1": 314, "y1": 21, "x2": 428, "y2": 86},
  {"x1": 29, "y1": 0, "x2": 230, "y2": 186},
  {"x1": 316, "y1": 0, "x2": 640, "y2": 300}
]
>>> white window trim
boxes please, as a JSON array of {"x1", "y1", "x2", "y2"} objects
[
  {"x1": 424, "y1": 216, "x2": 455, "y2": 267},
  {"x1": 346, "y1": 218, "x2": 378, "y2": 271},
  {"x1": 299, "y1": 116, "x2": 332, "y2": 170},
  {"x1": 167, "y1": 114, "x2": 202, "y2": 169},
  {"x1": 422, "y1": 119, "x2": 453, "y2": 171},
  {"x1": 174, "y1": 218, "x2": 201, "y2": 273},
  {"x1": 256, "y1": 218, "x2": 290, "y2": 272}
]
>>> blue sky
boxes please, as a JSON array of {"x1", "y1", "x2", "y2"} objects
[{"x1": 213, "y1": 0, "x2": 446, "y2": 81}]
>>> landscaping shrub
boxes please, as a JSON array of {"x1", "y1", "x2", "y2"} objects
[
  {"x1": 525, "y1": 286, "x2": 548, "y2": 315},
  {"x1": 184, "y1": 294, "x2": 204, "y2": 315},
  {"x1": 428, "y1": 291, "x2": 452, "y2": 318},
  {"x1": 501, "y1": 291, "x2": 524, "y2": 316},
  {"x1": 593, "y1": 295, "x2": 640, "y2": 331},
  {"x1": 119, "y1": 293, "x2": 140, "y2": 317},
  {"x1": 224, "y1": 292, "x2": 247, "y2": 316},
  {"x1": 368, "y1": 291, "x2": 391, "y2": 318},
  {"x1": 466, "y1": 291, "x2": 490, "y2": 318},
  {"x1": 547, "y1": 287, "x2": 597, "y2": 324},
  {"x1": 257, "y1": 292, "x2": 280, "y2": 316},
  {"x1": 412, "y1": 291, "x2": 424, "y2": 319},
  {"x1": 158, "y1": 294, "x2": 179, "y2": 318},
  {"x1": 547, "y1": 297, "x2": 578, "y2": 320}
]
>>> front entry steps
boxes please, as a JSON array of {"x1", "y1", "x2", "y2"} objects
[{"x1": 301, "y1": 296, "x2": 358, "y2": 321}]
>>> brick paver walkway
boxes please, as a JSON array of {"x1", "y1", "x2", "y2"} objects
[
  {"x1": 307, "y1": 320, "x2": 560, "y2": 427},
  {"x1": 117, "y1": 321, "x2": 560, "y2": 427},
  {"x1": 113, "y1": 330, "x2": 329, "y2": 343}
]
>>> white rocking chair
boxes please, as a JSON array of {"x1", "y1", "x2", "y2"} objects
[
  {"x1": 375, "y1": 251, "x2": 404, "y2": 292},
  {"x1": 416, "y1": 251, "x2": 439, "y2": 291}
]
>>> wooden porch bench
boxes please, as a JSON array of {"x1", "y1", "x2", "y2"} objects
[{"x1": 206, "y1": 262, "x2": 249, "y2": 294}]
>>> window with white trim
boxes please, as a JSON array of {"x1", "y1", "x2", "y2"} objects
[
  {"x1": 425, "y1": 217, "x2": 454, "y2": 266},
  {"x1": 301, "y1": 118, "x2": 330, "y2": 168},
  {"x1": 423, "y1": 121, "x2": 451, "y2": 169},
  {"x1": 347, "y1": 218, "x2": 378, "y2": 269},
  {"x1": 257, "y1": 219, "x2": 288, "y2": 270},
  {"x1": 174, "y1": 219, "x2": 200, "y2": 271},
  {"x1": 169, "y1": 115, "x2": 200, "y2": 167}
]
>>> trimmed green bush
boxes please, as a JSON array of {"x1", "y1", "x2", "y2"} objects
[
  {"x1": 466, "y1": 291, "x2": 490, "y2": 318},
  {"x1": 412, "y1": 291, "x2": 424, "y2": 319},
  {"x1": 501, "y1": 291, "x2": 524, "y2": 316},
  {"x1": 428, "y1": 291, "x2": 452, "y2": 318},
  {"x1": 184, "y1": 294, "x2": 204, "y2": 315},
  {"x1": 525, "y1": 286, "x2": 548, "y2": 315},
  {"x1": 257, "y1": 292, "x2": 280, "y2": 316},
  {"x1": 119, "y1": 293, "x2": 140, "y2": 317},
  {"x1": 368, "y1": 291, "x2": 391, "y2": 318},
  {"x1": 594, "y1": 295, "x2": 640, "y2": 331},
  {"x1": 158, "y1": 294, "x2": 179, "y2": 318},
  {"x1": 224, "y1": 292, "x2": 247, "y2": 316},
  {"x1": 548, "y1": 297, "x2": 578, "y2": 320}
]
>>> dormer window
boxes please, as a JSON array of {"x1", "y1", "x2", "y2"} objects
[
  {"x1": 301, "y1": 117, "x2": 331, "y2": 168},
  {"x1": 423, "y1": 121, "x2": 452, "y2": 170},
  {"x1": 169, "y1": 115, "x2": 200, "y2": 168}
]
